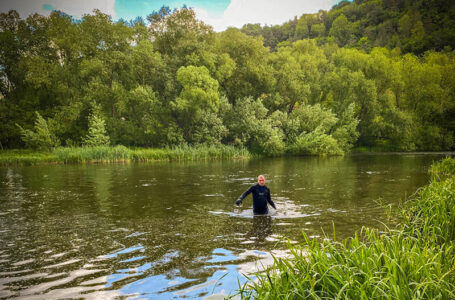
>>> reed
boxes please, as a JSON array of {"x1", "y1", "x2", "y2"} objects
[
  {"x1": 131, "y1": 144, "x2": 249, "y2": 161},
  {"x1": 236, "y1": 157, "x2": 455, "y2": 299},
  {"x1": 404, "y1": 158, "x2": 455, "y2": 244},
  {"x1": 0, "y1": 145, "x2": 250, "y2": 165},
  {"x1": 53, "y1": 145, "x2": 131, "y2": 163},
  {"x1": 0, "y1": 149, "x2": 57, "y2": 165},
  {"x1": 429, "y1": 156, "x2": 455, "y2": 179},
  {"x1": 238, "y1": 230, "x2": 455, "y2": 299}
]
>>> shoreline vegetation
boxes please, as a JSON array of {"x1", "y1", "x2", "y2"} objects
[
  {"x1": 0, "y1": 145, "x2": 250, "y2": 165},
  {"x1": 236, "y1": 157, "x2": 455, "y2": 299},
  {"x1": 1, "y1": 146, "x2": 454, "y2": 166}
]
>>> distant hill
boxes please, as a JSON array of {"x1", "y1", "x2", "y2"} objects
[{"x1": 240, "y1": 0, "x2": 455, "y2": 54}]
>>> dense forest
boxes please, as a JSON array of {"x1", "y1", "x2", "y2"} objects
[
  {"x1": 241, "y1": 0, "x2": 455, "y2": 53},
  {"x1": 1, "y1": 0, "x2": 454, "y2": 155}
]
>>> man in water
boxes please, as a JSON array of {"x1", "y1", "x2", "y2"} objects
[{"x1": 235, "y1": 175, "x2": 277, "y2": 215}]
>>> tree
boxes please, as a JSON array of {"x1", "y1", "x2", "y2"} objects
[
  {"x1": 17, "y1": 112, "x2": 60, "y2": 150},
  {"x1": 83, "y1": 108, "x2": 110, "y2": 146},
  {"x1": 218, "y1": 28, "x2": 274, "y2": 102},
  {"x1": 285, "y1": 104, "x2": 344, "y2": 155},
  {"x1": 329, "y1": 14, "x2": 352, "y2": 46},
  {"x1": 172, "y1": 65, "x2": 220, "y2": 142}
]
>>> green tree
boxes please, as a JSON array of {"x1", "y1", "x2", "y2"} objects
[
  {"x1": 83, "y1": 108, "x2": 110, "y2": 146},
  {"x1": 172, "y1": 65, "x2": 220, "y2": 142},
  {"x1": 17, "y1": 112, "x2": 60, "y2": 150},
  {"x1": 332, "y1": 103, "x2": 360, "y2": 151},
  {"x1": 223, "y1": 97, "x2": 285, "y2": 155},
  {"x1": 329, "y1": 14, "x2": 352, "y2": 46},
  {"x1": 218, "y1": 28, "x2": 274, "y2": 102}
]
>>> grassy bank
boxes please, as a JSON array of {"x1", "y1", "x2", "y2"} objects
[
  {"x1": 237, "y1": 157, "x2": 455, "y2": 299},
  {"x1": 0, "y1": 145, "x2": 250, "y2": 165}
]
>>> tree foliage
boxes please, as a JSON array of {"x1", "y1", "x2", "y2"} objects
[
  {"x1": 241, "y1": 0, "x2": 455, "y2": 55},
  {"x1": 0, "y1": 5, "x2": 454, "y2": 154},
  {"x1": 17, "y1": 112, "x2": 60, "y2": 150},
  {"x1": 83, "y1": 108, "x2": 110, "y2": 147}
]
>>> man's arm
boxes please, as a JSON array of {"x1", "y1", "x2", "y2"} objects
[
  {"x1": 267, "y1": 188, "x2": 276, "y2": 209},
  {"x1": 235, "y1": 186, "x2": 253, "y2": 206}
]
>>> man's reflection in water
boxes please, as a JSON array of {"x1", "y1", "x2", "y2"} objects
[{"x1": 248, "y1": 215, "x2": 273, "y2": 243}]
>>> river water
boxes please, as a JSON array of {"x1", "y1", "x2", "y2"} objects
[{"x1": 0, "y1": 154, "x2": 449, "y2": 299}]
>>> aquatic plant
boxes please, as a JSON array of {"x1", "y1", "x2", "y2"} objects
[
  {"x1": 429, "y1": 156, "x2": 455, "y2": 179},
  {"x1": 0, "y1": 145, "x2": 250, "y2": 165},
  {"x1": 0, "y1": 149, "x2": 57, "y2": 165},
  {"x1": 53, "y1": 145, "x2": 131, "y2": 163},
  {"x1": 404, "y1": 158, "x2": 455, "y2": 244},
  {"x1": 238, "y1": 230, "x2": 455, "y2": 299}
]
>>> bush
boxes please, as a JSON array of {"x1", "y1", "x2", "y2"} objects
[
  {"x1": 288, "y1": 128, "x2": 343, "y2": 155},
  {"x1": 191, "y1": 111, "x2": 228, "y2": 145},
  {"x1": 16, "y1": 112, "x2": 60, "y2": 151},
  {"x1": 284, "y1": 103, "x2": 351, "y2": 155}
]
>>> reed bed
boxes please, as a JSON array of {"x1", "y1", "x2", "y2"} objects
[
  {"x1": 429, "y1": 156, "x2": 455, "y2": 179},
  {"x1": 54, "y1": 145, "x2": 131, "y2": 163},
  {"x1": 403, "y1": 173, "x2": 455, "y2": 245},
  {"x1": 0, "y1": 145, "x2": 250, "y2": 165},
  {"x1": 0, "y1": 149, "x2": 57, "y2": 165},
  {"x1": 239, "y1": 230, "x2": 455, "y2": 299},
  {"x1": 131, "y1": 144, "x2": 250, "y2": 161},
  {"x1": 237, "y1": 157, "x2": 455, "y2": 299}
]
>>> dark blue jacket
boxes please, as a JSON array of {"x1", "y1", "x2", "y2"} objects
[{"x1": 236, "y1": 184, "x2": 276, "y2": 215}]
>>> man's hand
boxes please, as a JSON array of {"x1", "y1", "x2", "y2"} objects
[{"x1": 235, "y1": 199, "x2": 242, "y2": 206}]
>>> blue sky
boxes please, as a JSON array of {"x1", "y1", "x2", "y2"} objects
[
  {"x1": 114, "y1": 0, "x2": 231, "y2": 20},
  {"x1": 1, "y1": 0, "x2": 343, "y2": 31}
]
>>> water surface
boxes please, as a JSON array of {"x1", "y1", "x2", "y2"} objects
[{"x1": 0, "y1": 154, "x2": 448, "y2": 298}]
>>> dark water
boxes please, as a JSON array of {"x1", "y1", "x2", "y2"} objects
[{"x1": 0, "y1": 154, "x2": 449, "y2": 299}]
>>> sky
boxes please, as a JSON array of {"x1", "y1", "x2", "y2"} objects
[{"x1": 0, "y1": 0, "x2": 342, "y2": 31}]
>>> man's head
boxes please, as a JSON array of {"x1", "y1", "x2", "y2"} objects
[{"x1": 257, "y1": 175, "x2": 266, "y2": 186}]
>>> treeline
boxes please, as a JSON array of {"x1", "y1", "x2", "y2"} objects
[
  {"x1": 241, "y1": 0, "x2": 455, "y2": 53},
  {"x1": 0, "y1": 6, "x2": 454, "y2": 155}
]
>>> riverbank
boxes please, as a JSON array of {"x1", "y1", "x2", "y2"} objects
[
  {"x1": 0, "y1": 145, "x2": 250, "y2": 165},
  {"x1": 238, "y1": 157, "x2": 455, "y2": 299},
  {"x1": 1, "y1": 146, "x2": 454, "y2": 166}
]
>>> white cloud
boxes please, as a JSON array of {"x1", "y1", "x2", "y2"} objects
[
  {"x1": 0, "y1": 0, "x2": 336, "y2": 30},
  {"x1": 196, "y1": 0, "x2": 336, "y2": 32},
  {"x1": 0, "y1": 0, "x2": 116, "y2": 19}
]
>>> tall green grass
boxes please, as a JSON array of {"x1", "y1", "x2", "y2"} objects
[
  {"x1": 238, "y1": 230, "x2": 455, "y2": 299},
  {"x1": 429, "y1": 156, "x2": 455, "y2": 179},
  {"x1": 0, "y1": 149, "x2": 57, "y2": 165},
  {"x1": 0, "y1": 145, "x2": 250, "y2": 165},
  {"x1": 53, "y1": 145, "x2": 131, "y2": 163},
  {"x1": 236, "y1": 157, "x2": 455, "y2": 299},
  {"x1": 131, "y1": 144, "x2": 250, "y2": 161},
  {"x1": 403, "y1": 158, "x2": 455, "y2": 245}
]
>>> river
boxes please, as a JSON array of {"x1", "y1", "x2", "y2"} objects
[{"x1": 0, "y1": 154, "x2": 448, "y2": 299}]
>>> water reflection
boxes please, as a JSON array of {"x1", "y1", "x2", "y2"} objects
[
  {"x1": 0, "y1": 154, "x2": 448, "y2": 298},
  {"x1": 247, "y1": 216, "x2": 272, "y2": 244}
]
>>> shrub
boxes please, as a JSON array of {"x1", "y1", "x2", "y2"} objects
[
  {"x1": 288, "y1": 128, "x2": 343, "y2": 155},
  {"x1": 16, "y1": 112, "x2": 60, "y2": 150}
]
